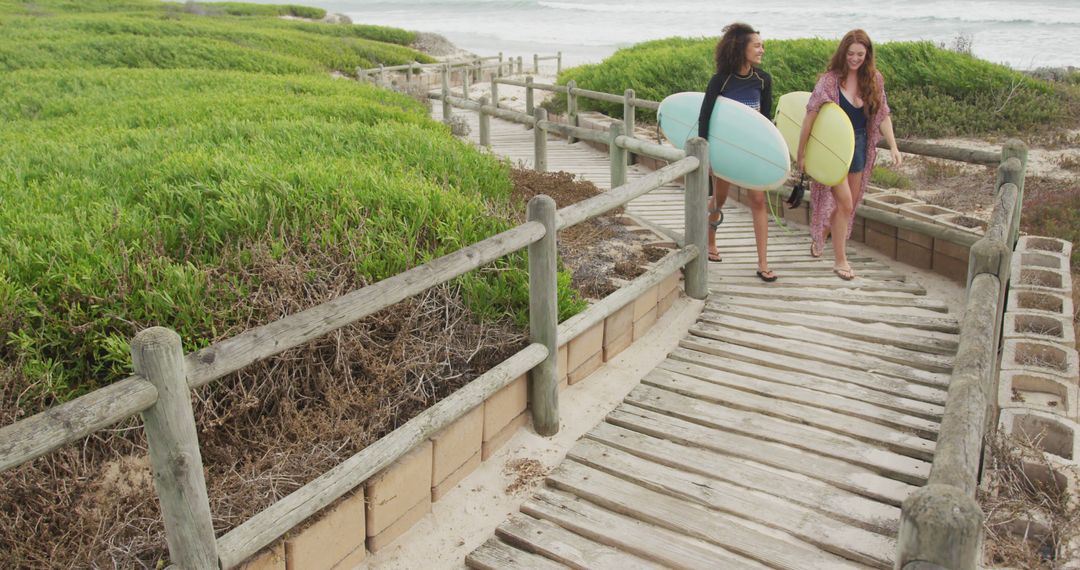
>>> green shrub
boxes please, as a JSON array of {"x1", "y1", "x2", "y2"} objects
[
  {"x1": 870, "y1": 166, "x2": 912, "y2": 189},
  {"x1": 557, "y1": 37, "x2": 1079, "y2": 138},
  {"x1": 0, "y1": 2, "x2": 581, "y2": 406}
]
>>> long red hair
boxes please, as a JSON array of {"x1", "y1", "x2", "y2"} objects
[{"x1": 828, "y1": 29, "x2": 880, "y2": 119}]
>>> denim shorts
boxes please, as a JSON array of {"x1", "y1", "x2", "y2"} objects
[{"x1": 850, "y1": 128, "x2": 868, "y2": 173}]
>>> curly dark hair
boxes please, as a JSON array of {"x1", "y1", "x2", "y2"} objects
[{"x1": 714, "y1": 22, "x2": 760, "y2": 75}]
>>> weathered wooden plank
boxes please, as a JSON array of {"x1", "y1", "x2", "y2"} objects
[
  {"x1": 522, "y1": 489, "x2": 771, "y2": 570},
  {"x1": 466, "y1": 537, "x2": 570, "y2": 570},
  {"x1": 0, "y1": 376, "x2": 157, "y2": 473},
  {"x1": 705, "y1": 286, "x2": 951, "y2": 312},
  {"x1": 544, "y1": 463, "x2": 867, "y2": 570},
  {"x1": 566, "y1": 443, "x2": 896, "y2": 569},
  {"x1": 216, "y1": 343, "x2": 547, "y2": 568},
  {"x1": 676, "y1": 337, "x2": 947, "y2": 405},
  {"x1": 643, "y1": 368, "x2": 936, "y2": 458},
  {"x1": 664, "y1": 348, "x2": 944, "y2": 421},
  {"x1": 686, "y1": 327, "x2": 951, "y2": 388},
  {"x1": 692, "y1": 316, "x2": 954, "y2": 373},
  {"x1": 586, "y1": 422, "x2": 900, "y2": 534},
  {"x1": 709, "y1": 275, "x2": 927, "y2": 294},
  {"x1": 655, "y1": 359, "x2": 940, "y2": 437},
  {"x1": 496, "y1": 513, "x2": 664, "y2": 570},
  {"x1": 708, "y1": 293, "x2": 963, "y2": 330},
  {"x1": 703, "y1": 303, "x2": 959, "y2": 355},
  {"x1": 608, "y1": 405, "x2": 916, "y2": 505},
  {"x1": 625, "y1": 384, "x2": 931, "y2": 484}
]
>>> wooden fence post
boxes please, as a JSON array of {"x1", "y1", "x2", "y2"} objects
[
  {"x1": 497, "y1": 52, "x2": 504, "y2": 77},
  {"x1": 490, "y1": 77, "x2": 499, "y2": 110},
  {"x1": 527, "y1": 195, "x2": 559, "y2": 437},
  {"x1": 525, "y1": 76, "x2": 535, "y2": 130},
  {"x1": 999, "y1": 139, "x2": 1028, "y2": 248},
  {"x1": 441, "y1": 64, "x2": 451, "y2": 120},
  {"x1": 623, "y1": 88, "x2": 636, "y2": 165},
  {"x1": 132, "y1": 327, "x2": 218, "y2": 570},
  {"x1": 533, "y1": 53, "x2": 540, "y2": 74},
  {"x1": 534, "y1": 108, "x2": 548, "y2": 173},
  {"x1": 556, "y1": 51, "x2": 562, "y2": 75},
  {"x1": 565, "y1": 79, "x2": 578, "y2": 144},
  {"x1": 516, "y1": 56, "x2": 523, "y2": 75},
  {"x1": 479, "y1": 95, "x2": 491, "y2": 148},
  {"x1": 609, "y1": 122, "x2": 627, "y2": 188},
  {"x1": 462, "y1": 63, "x2": 471, "y2": 100},
  {"x1": 684, "y1": 138, "x2": 710, "y2": 299}
]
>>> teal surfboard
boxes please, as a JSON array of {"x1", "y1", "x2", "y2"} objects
[{"x1": 658, "y1": 92, "x2": 790, "y2": 190}]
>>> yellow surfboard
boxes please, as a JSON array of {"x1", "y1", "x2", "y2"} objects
[{"x1": 774, "y1": 91, "x2": 855, "y2": 187}]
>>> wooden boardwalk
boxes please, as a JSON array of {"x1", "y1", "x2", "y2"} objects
[{"x1": 435, "y1": 103, "x2": 955, "y2": 569}]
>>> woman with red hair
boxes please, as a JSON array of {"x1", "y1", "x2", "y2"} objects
[{"x1": 796, "y1": 29, "x2": 902, "y2": 280}]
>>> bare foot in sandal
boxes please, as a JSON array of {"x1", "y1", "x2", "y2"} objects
[
  {"x1": 833, "y1": 265, "x2": 856, "y2": 280},
  {"x1": 810, "y1": 241, "x2": 824, "y2": 258}
]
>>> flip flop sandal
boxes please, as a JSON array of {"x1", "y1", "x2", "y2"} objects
[
  {"x1": 709, "y1": 209, "x2": 724, "y2": 230},
  {"x1": 810, "y1": 241, "x2": 824, "y2": 258},
  {"x1": 756, "y1": 269, "x2": 778, "y2": 282},
  {"x1": 708, "y1": 252, "x2": 723, "y2": 262},
  {"x1": 833, "y1": 266, "x2": 856, "y2": 281}
]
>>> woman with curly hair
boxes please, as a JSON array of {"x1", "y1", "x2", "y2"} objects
[
  {"x1": 697, "y1": 22, "x2": 777, "y2": 282},
  {"x1": 796, "y1": 29, "x2": 902, "y2": 280}
]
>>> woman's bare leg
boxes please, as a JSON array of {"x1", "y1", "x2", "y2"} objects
[
  {"x1": 747, "y1": 190, "x2": 773, "y2": 277},
  {"x1": 831, "y1": 179, "x2": 855, "y2": 279},
  {"x1": 708, "y1": 176, "x2": 730, "y2": 261}
]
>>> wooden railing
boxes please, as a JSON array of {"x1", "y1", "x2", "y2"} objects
[
  {"x1": 0, "y1": 69, "x2": 711, "y2": 569},
  {"x1": 895, "y1": 140, "x2": 1028, "y2": 570}
]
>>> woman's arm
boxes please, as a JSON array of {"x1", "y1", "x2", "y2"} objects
[
  {"x1": 879, "y1": 115, "x2": 902, "y2": 166},
  {"x1": 698, "y1": 74, "x2": 723, "y2": 140}
]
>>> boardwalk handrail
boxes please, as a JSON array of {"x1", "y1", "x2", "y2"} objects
[
  {"x1": 895, "y1": 140, "x2": 1027, "y2": 570},
  {"x1": 0, "y1": 91, "x2": 711, "y2": 568}
]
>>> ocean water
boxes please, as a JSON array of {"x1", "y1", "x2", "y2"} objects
[{"x1": 276, "y1": 0, "x2": 1079, "y2": 69}]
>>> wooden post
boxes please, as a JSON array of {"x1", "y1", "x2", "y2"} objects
[
  {"x1": 534, "y1": 53, "x2": 540, "y2": 74},
  {"x1": 897, "y1": 485, "x2": 983, "y2": 570},
  {"x1": 527, "y1": 195, "x2": 559, "y2": 437},
  {"x1": 999, "y1": 139, "x2": 1028, "y2": 248},
  {"x1": 497, "y1": 52, "x2": 504, "y2": 77},
  {"x1": 479, "y1": 95, "x2": 491, "y2": 148},
  {"x1": 623, "y1": 88, "x2": 637, "y2": 165},
  {"x1": 610, "y1": 122, "x2": 627, "y2": 189},
  {"x1": 462, "y1": 63, "x2": 471, "y2": 100},
  {"x1": 534, "y1": 108, "x2": 548, "y2": 173},
  {"x1": 566, "y1": 79, "x2": 578, "y2": 144},
  {"x1": 441, "y1": 64, "x2": 451, "y2": 120},
  {"x1": 525, "y1": 76, "x2": 535, "y2": 130},
  {"x1": 684, "y1": 138, "x2": 710, "y2": 299},
  {"x1": 516, "y1": 56, "x2": 523, "y2": 75},
  {"x1": 556, "y1": 51, "x2": 562, "y2": 75},
  {"x1": 132, "y1": 327, "x2": 218, "y2": 570},
  {"x1": 490, "y1": 77, "x2": 499, "y2": 110}
]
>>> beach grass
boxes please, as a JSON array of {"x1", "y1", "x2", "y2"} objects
[
  {"x1": 0, "y1": 1, "x2": 585, "y2": 408},
  {"x1": 557, "y1": 37, "x2": 1080, "y2": 139}
]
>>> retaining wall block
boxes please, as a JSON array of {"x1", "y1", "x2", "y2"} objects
[
  {"x1": 430, "y1": 406, "x2": 483, "y2": 500},
  {"x1": 482, "y1": 411, "x2": 529, "y2": 460},
  {"x1": 366, "y1": 494, "x2": 432, "y2": 553},
  {"x1": 898, "y1": 203, "x2": 959, "y2": 224},
  {"x1": 1000, "y1": 339, "x2": 1080, "y2": 381},
  {"x1": 934, "y1": 213, "x2": 987, "y2": 235},
  {"x1": 1007, "y1": 289, "x2": 1074, "y2": 323},
  {"x1": 933, "y1": 236, "x2": 970, "y2": 261},
  {"x1": 999, "y1": 408, "x2": 1080, "y2": 464},
  {"x1": 567, "y1": 321, "x2": 603, "y2": 373},
  {"x1": 1018, "y1": 236, "x2": 1073, "y2": 262},
  {"x1": 483, "y1": 375, "x2": 528, "y2": 445},
  {"x1": 557, "y1": 343, "x2": 568, "y2": 386},
  {"x1": 850, "y1": 214, "x2": 866, "y2": 243},
  {"x1": 1013, "y1": 266, "x2": 1073, "y2": 296},
  {"x1": 863, "y1": 193, "x2": 920, "y2": 213},
  {"x1": 931, "y1": 250, "x2": 968, "y2": 283},
  {"x1": 365, "y1": 442, "x2": 432, "y2": 538},
  {"x1": 658, "y1": 287, "x2": 679, "y2": 317},
  {"x1": 633, "y1": 306, "x2": 658, "y2": 341},
  {"x1": 998, "y1": 369, "x2": 1079, "y2": 421},
  {"x1": 1004, "y1": 311, "x2": 1076, "y2": 350},
  {"x1": 897, "y1": 228, "x2": 934, "y2": 270},
  {"x1": 285, "y1": 489, "x2": 366, "y2": 570},
  {"x1": 864, "y1": 218, "x2": 898, "y2": 259}
]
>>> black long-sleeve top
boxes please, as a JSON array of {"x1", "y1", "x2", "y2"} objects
[{"x1": 697, "y1": 68, "x2": 773, "y2": 139}]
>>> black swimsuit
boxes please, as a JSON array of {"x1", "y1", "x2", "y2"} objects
[{"x1": 839, "y1": 87, "x2": 868, "y2": 172}]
